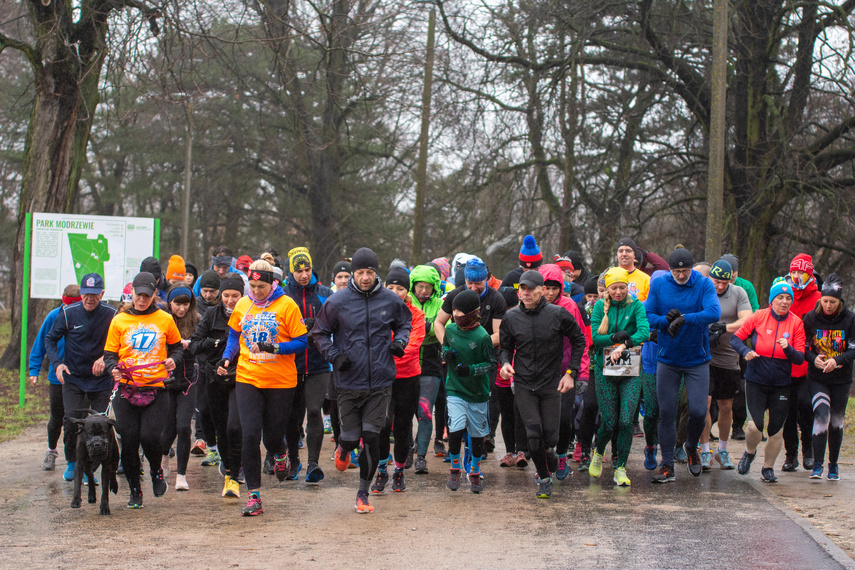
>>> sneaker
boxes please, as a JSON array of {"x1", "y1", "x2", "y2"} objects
[
  {"x1": 414, "y1": 455, "x2": 428, "y2": 474},
  {"x1": 614, "y1": 467, "x2": 631, "y2": 486},
  {"x1": 737, "y1": 451, "x2": 756, "y2": 475},
  {"x1": 287, "y1": 461, "x2": 302, "y2": 481},
  {"x1": 83, "y1": 473, "x2": 98, "y2": 486},
  {"x1": 434, "y1": 440, "x2": 446, "y2": 458},
  {"x1": 242, "y1": 495, "x2": 263, "y2": 516},
  {"x1": 334, "y1": 446, "x2": 350, "y2": 471},
  {"x1": 685, "y1": 444, "x2": 701, "y2": 477},
  {"x1": 731, "y1": 426, "x2": 746, "y2": 440},
  {"x1": 222, "y1": 476, "x2": 237, "y2": 497},
  {"x1": 803, "y1": 453, "x2": 815, "y2": 471},
  {"x1": 536, "y1": 476, "x2": 553, "y2": 499},
  {"x1": 190, "y1": 440, "x2": 207, "y2": 456},
  {"x1": 700, "y1": 450, "x2": 712, "y2": 472},
  {"x1": 305, "y1": 462, "x2": 325, "y2": 484},
  {"x1": 499, "y1": 453, "x2": 515, "y2": 468},
  {"x1": 573, "y1": 442, "x2": 582, "y2": 463},
  {"x1": 392, "y1": 470, "x2": 406, "y2": 492},
  {"x1": 828, "y1": 463, "x2": 840, "y2": 481},
  {"x1": 371, "y1": 470, "x2": 388, "y2": 494},
  {"x1": 447, "y1": 468, "x2": 462, "y2": 491},
  {"x1": 781, "y1": 456, "x2": 798, "y2": 472},
  {"x1": 201, "y1": 450, "x2": 221, "y2": 466},
  {"x1": 632, "y1": 422, "x2": 643, "y2": 438},
  {"x1": 484, "y1": 435, "x2": 496, "y2": 453},
  {"x1": 323, "y1": 415, "x2": 332, "y2": 434},
  {"x1": 810, "y1": 465, "x2": 823, "y2": 479},
  {"x1": 468, "y1": 472, "x2": 483, "y2": 493},
  {"x1": 263, "y1": 453, "x2": 275, "y2": 475},
  {"x1": 760, "y1": 467, "x2": 778, "y2": 483},
  {"x1": 273, "y1": 454, "x2": 290, "y2": 482},
  {"x1": 588, "y1": 452, "x2": 604, "y2": 478},
  {"x1": 162, "y1": 454, "x2": 171, "y2": 478},
  {"x1": 175, "y1": 474, "x2": 189, "y2": 491},
  {"x1": 63, "y1": 461, "x2": 76, "y2": 482},
  {"x1": 652, "y1": 463, "x2": 675, "y2": 484},
  {"x1": 644, "y1": 446, "x2": 657, "y2": 470},
  {"x1": 514, "y1": 451, "x2": 528, "y2": 469},
  {"x1": 127, "y1": 488, "x2": 144, "y2": 509},
  {"x1": 43, "y1": 450, "x2": 58, "y2": 471},
  {"x1": 715, "y1": 449, "x2": 735, "y2": 470},
  {"x1": 349, "y1": 449, "x2": 360, "y2": 468},
  {"x1": 579, "y1": 452, "x2": 591, "y2": 471},
  {"x1": 674, "y1": 445, "x2": 688, "y2": 463},
  {"x1": 116, "y1": 461, "x2": 124, "y2": 476},
  {"x1": 354, "y1": 491, "x2": 374, "y2": 514},
  {"x1": 405, "y1": 447, "x2": 415, "y2": 470},
  {"x1": 546, "y1": 449, "x2": 559, "y2": 474},
  {"x1": 555, "y1": 456, "x2": 571, "y2": 480},
  {"x1": 151, "y1": 469, "x2": 168, "y2": 497}
]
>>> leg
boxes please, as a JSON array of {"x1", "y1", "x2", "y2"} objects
[
  {"x1": 763, "y1": 386, "x2": 790, "y2": 468},
  {"x1": 578, "y1": 371, "x2": 600, "y2": 453},
  {"x1": 47, "y1": 383, "x2": 65, "y2": 453},
  {"x1": 594, "y1": 369, "x2": 619, "y2": 456},
  {"x1": 392, "y1": 377, "x2": 420, "y2": 466},
  {"x1": 160, "y1": 391, "x2": 179, "y2": 457},
  {"x1": 640, "y1": 371, "x2": 659, "y2": 448},
  {"x1": 175, "y1": 384, "x2": 197, "y2": 475},
  {"x1": 434, "y1": 378, "x2": 447, "y2": 444},
  {"x1": 195, "y1": 371, "x2": 217, "y2": 448},
  {"x1": 827, "y1": 383, "x2": 850, "y2": 465},
  {"x1": 795, "y1": 377, "x2": 814, "y2": 463},
  {"x1": 236, "y1": 383, "x2": 266, "y2": 492},
  {"x1": 556, "y1": 386, "x2": 577, "y2": 456},
  {"x1": 113, "y1": 396, "x2": 143, "y2": 490},
  {"x1": 616, "y1": 376, "x2": 642, "y2": 468},
  {"x1": 285, "y1": 375, "x2": 306, "y2": 463},
  {"x1": 207, "y1": 381, "x2": 232, "y2": 475},
  {"x1": 226, "y1": 387, "x2": 242, "y2": 476},
  {"x1": 656, "y1": 363, "x2": 682, "y2": 467},
  {"x1": 140, "y1": 392, "x2": 170, "y2": 475},
  {"x1": 514, "y1": 387, "x2": 549, "y2": 478},
  {"x1": 744, "y1": 382, "x2": 768, "y2": 454},
  {"x1": 701, "y1": 396, "x2": 714, "y2": 444},
  {"x1": 416, "y1": 375, "x2": 441, "y2": 456},
  {"x1": 495, "y1": 385, "x2": 516, "y2": 453},
  {"x1": 260, "y1": 387, "x2": 294, "y2": 466},
  {"x1": 683, "y1": 364, "x2": 711, "y2": 451},
  {"x1": 62, "y1": 383, "x2": 89, "y2": 464},
  {"x1": 328, "y1": 376, "x2": 340, "y2": 446},
  {"x1": 359, "y1": 387, "x2": 392, "y2": 489},
  {"x1": 810, "y1": 381, "x2": 831, "y2": 466},
  {"x1": 304, "y1": 372, "x2": 329, "y2": 465},
  {"x1": 783, "y1": 376, "x2": 801, "y2": 460}
]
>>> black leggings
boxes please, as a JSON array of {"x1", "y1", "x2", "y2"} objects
[
  {"x1": 448, "y1": 429, "x2": 484, "y2": 469},
  {"x1": 578, "y1": 372, "x2": 599, "y2": 452},
  {"x1": 235, "y1": 382, "x2": 293, "y2": 491},
  {"x1": 161, "y1": 383, "x2": 197, "y2": 475},
  {"x1": 194, "y1": 371, "x2": 217, "y2": 446},
  {"x1": 114, "y1": 390, "x2": 169, "y2": 490},
  {"x1": 379, "y1": 376, "x2": 420, "y2": 466},
  {"x1": 811, "y1": 381, "x2": 850, "y2": 466},
  {"x1": 48, "y1": 383, "x2": 64, "y2": 452},
  {"x1": 62, "y1": 383, "x2": 111, "y2": 462},
  {"x1": 556, "y1": 387, "x2": 577, "y2": 455},
  {"x1": 784, "y1": 375, "x2": 813, "y2": 458},
  {"x1": 286, "y1": 372, "x2": 329, "y2": 465},
  {"x1": 327, "y1": 377, "x2": 341, "y2": 446},
  {"x1": 514, "y1": 386, "x2": 561, "y2": 479},
  {"x1": 494, "y1": 385, "x2": 516, "y2": 453},
  {"x1": 207, "y1": 381, "x2": 242, "y2": 477},
  {"x1": 745, "y1": 382, "x2": 789, "y2": 436},
  {"x1": 434, "y1": 377, "x2": 447, "y2": 442}
]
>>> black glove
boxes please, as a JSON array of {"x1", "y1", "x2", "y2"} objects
[
  {"x1": 256, "y1": 342, "x2": 277, "y2": 354},
  {"x1": 444, "y1": 349, "x2": 458, "y2": 365},
  {"x1": 709, "y1": 321, "x2": 727, "y2": 349},
  {"x1": 200, "y1": 337, "x2": 218, "y2": 351},
  {"x1": 456, "y1": 364, "x2": 470, "y2": 377},
  {"x1": 216, "y1": 358, "x2": 230, "y2": 370},
  {"x1": 610, "y1": 330, "x2": 631, "y2": 345},
  {"x1": 575, "y1": 379, "x2": 588, "y2": 395},
  {"x1": 649, "y1": 329, "x2": 658, "y2": 344},
  {"x1": 390, "y1": 340, "x2": 406, "y2": 358},
  {"x1": 666, "y1": 309, "x2": 682, "y2": 323},
  {"x1": 333, "y1": 354, "x2": 352, "y2": 372},
  {"x1": 303, "y1": 317, "x2": 315, "y2": 332},
  {"x1": 668, "y1": 315, "x2": 685, "y2": 338}
]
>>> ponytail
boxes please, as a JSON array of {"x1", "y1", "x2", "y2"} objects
[{"x1": 597, "y1": 296, "x2": 611, "y2": 336}]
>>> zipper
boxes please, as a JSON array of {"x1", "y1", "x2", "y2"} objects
[
  {"x1": 302, "y1": 288, "x2": 309, "y2": 372},
  {"x1": 365, "y1": 293, "x2": 372, "y2": 389},
  {"x1": 771, "y1": 318, "x2": 781, "y2": 359}
]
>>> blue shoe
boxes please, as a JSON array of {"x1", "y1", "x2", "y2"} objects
[
  {"x1": 810, "y1": 464, "x2": 823, "y2": 479},
  {"x1": 286, "y1": 461, "x2": 302, "y2": 481},
  {"x1": 84, "y1": 474, "x2": 99, "y2": 486},
  {"x1": 63, "y1": 461, "x2": 76, "y2": 482},
  {"x1": 643, "y1": 446, "x2": 657, "y2": 470},
  {"x1": 674, "y1": 446, "x2": 688, "y2": 463},
  {"x1": 305, "y1": 462, "x2": 325, "y2": 484},
  {"x1": 350, "y1": 450, "x2": 360, "y2": 468},
  {"x1": 555, "y1": 456, "x2": 571, "y2": 480},
  {"x1": 828, "y1": 463, "x2": 840, "y2": 481}
]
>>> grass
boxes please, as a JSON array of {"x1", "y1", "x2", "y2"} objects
[{"x1": 0, "y1": 313, "x2": 51, "y2": 442}]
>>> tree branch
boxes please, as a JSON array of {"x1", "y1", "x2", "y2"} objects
[
  {"x1": 807, "y1": 115, "x2": 855, "y2": 156},
  {"x1": 0, "y1": 31, "x2": 38, "y2": 69}
]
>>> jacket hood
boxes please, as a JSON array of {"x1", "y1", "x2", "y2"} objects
[
  {"x1": 538, "y1": 264, "x2": 565, "y2": 288},
  {"x1": 410, "y1": 265, "x2": 442, "y2": 300},
  {"x1": 285, "y1": 268, "x2": 320, "y2": 292},
  {"x1": 788, "y1": 275, "x2": 819, "y2": 300}
]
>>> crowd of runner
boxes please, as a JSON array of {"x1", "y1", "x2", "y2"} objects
[{"x1": 28, "y1": 236, "x2": 855, "y2": 515}]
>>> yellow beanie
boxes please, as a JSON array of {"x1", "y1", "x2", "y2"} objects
[
  {"x1": 603, "y1": 267, "x2": 630, "y2": 288},
  {"x1": 288, "y1": 246, "x2": 312, "y2": 274}
]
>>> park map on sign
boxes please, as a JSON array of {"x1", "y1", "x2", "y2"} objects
[{"x1": 67, "y1": 233, "x2": 110, "y2": 282}]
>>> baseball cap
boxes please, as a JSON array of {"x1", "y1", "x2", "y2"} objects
[
  {"x1": 519, "y1": 270, "x2": 545, "y2": 289},
  {"x1": 80, "y1": 273, "x2": 105, "y2": 295},
  {"x1": 132, "y1": 272, "x2": 158, "y2": 296}
]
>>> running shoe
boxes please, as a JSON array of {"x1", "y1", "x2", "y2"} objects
[
  {"x1": 286, "y1": 461, "x2": 302, "y2": 481},
  {"x1": 334, "y1": 445, "x2": 351, "y2": 471},
  {"x1": 652, "y1": 464, "x2": 675, "y2": 484},
  {"x1": 737, "y1": 451, "x2": 756, "y2": 475},
  {"x1": 263, "y1": 453, "x2": 275, "y2": 475},
  {"x1": 354, "y1": 491, "x2": 374, "y2": 514},
  {"x1": 578, "y1": 452, "x2": 591, "y2": 471},
  {"x1": 405, "y1": 447, "x2": 415, "y2": 470},
  {"x1": 632, "y1": 422, "x2": 643, "y2": 438},
  {"x1": 305, "y1": 461, "x2": 325, "y2": 484},
  {"x1": 468, "y1": 472, "x2": 483, "y2": 494},
  {"x1": 546, "y1": 449, "x2": 559, "y2": 474},
  {"x1": 176, "y1": 474, "x2": 189, "y2": 491},
  {"x1": 760, "y1": 467, "x2": 778, "y2": 483},
  {"x1": 43, "y1": 450, "x2": 58, "y2": 471},
  {"x1": 781, "y1": 456, "x2": 798, "y2": 472},
  {"x1": 127, "y1": 488, "x2": 143, "y2": 509},
  {"x1": 828, "y1": 463, "x2": 840, "y2": 481},
  {"x1": 588, "y1": 452, "x2": 604, "y2": 478},
  {"x1": 371, "y1": 470, "x2": 388, "y2": 494},
  {"x1": 715, "y1": 449, "x2": 735, "y2": 470},
  {"x1": 555, "y1": 456, "x2": 571, "y2": 480},
  {"x1": 434, "y1": 440, "x2": 446, "y2": 458},
  {"x1": 223, "y1": 476, "x2": 240, "y2": 497},
  {"x1": 349, "y1": 449, "x2": 360, "y2": 469},
  {"x1": 614, "y1": 467, "x2": 631, "y2": 486},
  {"x1": 392, "y1": 470, "x2": 406, "y2": 492},
  {"x1": 514, "y1": 451, "x2": 528, "y2": 469},
  {"x1": 810, "y1": 464, "x2": 823, "y2": 479},
  {"x1": 573, "y1": 441, "x2": 582, "y2": 463},
  {"x1": 803, "y1": 452, "x2": 815, "y2": 471},
  {"x1": 674, "y1": 445, "x2": 688, "y2": 463},
  {"x1": 685, "y1": 444, "x2": 702, "y2": 477},
  {"x1": 273, "y1": 454, "x2": 290, "y2": 482},
  {"x1": 644, "y1": 446, "x2": 657, "y2": 471},
  {"x1": 242, "y1": 495, "x2": 263, "y2": 516},
  {"x1": 700, "y1": 450, "x2": 712, "y2": 472},
  {"x1": 151, "y1": 468, "x2": 168, "y2": 497},
  {"x1": 731, "y1": 426, "x2": 746, "y2": 441},
  {"x1": 190, "y1": 440, "x2": 207, "y2": 456},
  {"x1": 499, "y1": 453, "x2": 515, "y2": 468},
  {"x1": 201, "y1": 450, "x2": 221, "y2": 466},
  {"x1": 63, "y1": 461, "x2": 76, "y2": 482},
  {"x1": 447, "y1": 468, "x2": 462, "y2": 491},
  {"x1": 484, "y1": 435, "x2": 496, "y2": 453},
  {"x1": 414, "y1": 455, "x2": 428, "y2": 474},
  {"x1": 83, "y1": 473, "x2": 98, "y2": 486},
  {"x1": 536, "y1": 476, "x2": 553, "y2": 499},
  {"x1": 323, "y1": 415, "x2": 332, "y2": 434}
]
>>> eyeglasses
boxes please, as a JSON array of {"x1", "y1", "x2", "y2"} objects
[{"x1": 671, "y1": 269, "x2": 691, "y2": 276}]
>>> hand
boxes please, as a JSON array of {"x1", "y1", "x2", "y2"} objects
[
  {"x1": 390, "y1": 340, "x2": 406, "y2": 358},
  {"x1": 444, "y1": 349, "x2": 458, "y2": 365},
  {"x1": 216, "y1": 359, "x2": 230, "y2": 375},
  {"x1": 333, "y1": 354, "x2": 352, "y2": 372},
  {"x1": 303, "y1": 317, "x2": 315, "y2": 332},
  {"x1": 256, "y1": 342, "x2": 277, "y2": 354},
  {"x1": 111, "y1": 368, "x2": 122, "y2": 381},
  {"x1": 201, "y1": 337, "x2": 218, "y2": 351},
  {"x1": 30, "y1": 375, "x2": 38, "y2": 384},
  {"x1": 181, "y1": 339, "x2": 191, "y2": 350},
  {"x1": 56, "y1": 364, "x2": 69, "y2": 384},
  {"x1": 456, "y1": 364, "x2": 470, "y2": 377},
  {"x1": 823, "y1": 358, "x2": 838, "y2": 373},
  {"x1": 667, "y1": 315, "x2": 685, "y2": 338},
  {"x1": 610, "y1": 330, "x2": 630, "y2": 345},
  {"x1": 666, "y1": 309, "x2": 682, "y2": 323},
  {"x1": 776, "y1": 338, "x2": 789, "y2": 350},
  {"x1": 575, "y1": 379, "x2": 588, "y2": 395},
  {"x1": 609, "y1": 348, "x2": 626, "y2": 364},
  {"x1": 815, "y1": 355, "x2": 828, "y2": 370},
  {"x1": 745, "y1": 351, "x2": 759, "y2": 361},
  {"x1": 163, "y1": 358, "x2": 176, "y2": 372},
  {"x1": 499, "y1": 363, "x2": 515, "y2": 379},
  {"x1": 709, "y1": 322, "x2": 726, "y2": 349},
  {"x1": 557, "y1": 371, "x2": 575, "y2": 393},
  {"x1": 92, "y1": 356, "x2": 105, "y2": 376},
  {"x1": 648, "y1": 329, "x2": 658, "y2": 344}
]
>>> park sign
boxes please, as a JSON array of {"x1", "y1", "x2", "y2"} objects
[{"x1": 29, "y1": 213, "x2": 158, "y2": 301}]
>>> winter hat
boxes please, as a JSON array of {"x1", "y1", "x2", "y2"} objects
[
  {"x1": 351, "y1": 248, "x2": 379, "y2": 272},
  {"x1": 519, "y1": 270, "x2": 545, "y2": 289},
  {"x1": 185, "y1": 262, "x2": 198, "y2": 283},
  {"x1": 563, "y1": 250, "x2": 586, "y2": 272},
  {"x1": 464, "y1": 257, "x2": 489, "y2": 283},
  {"x1": 140, "y1": 256, "x2": 162, "y2": 280},
  {"x1": 604, "y1": 267, "x2": 630, "y2": 288},
  {"x1": 499, "y1": 286, "x2": 519, "y2": 308},
  {"x1": 389, "y1": 258, "x2": 409, "y2": 271},
  {"x1": 121, "y1": 283, "x2": 133, "y2": 304},
  {"x1": 821, "y1": 273, "x2": 844, "y2": 300},
  {"x1": 288, "y1": 246, "x2": 313, "y2": 274},
  {"x1": 709, "y1": 259, "x2": 733, "y2": 281},
  {"x1": 669, "y1": 248, "x2": 694, "y2": 269},
  {"x1": 220, "y1": 273, "x2": 245, "y2": 294},
  {"x1": 431, "y1": 257, "x2": 451, "y2": 281},
  {"x1": 615, "y1": 237, "x2": 638, "y2": 254},
  {"x1": 789, "y1": 253, "x2": 814, "y2": 277},
  {"x1": 769, "y1": 281, "x2": 793, "y2": 302},
  {"x1": 199, "y1": 270, "x2": 221, "y2": 291},
  {"x1": 332, "y1": 260, "x2": 352, "y2": 280},
  {"x1": 451, "y1": 253, "x2": 474, "y2": 277},
  {"x1": 519, "y1": 235, "x2": 543, "y2": 268},
  {"x1": 235, "y1": 255, "x2": 253, "y2": 274},
  {"x1": 165, "y1": 255, "x2": 186, "y2": 281},
  {"x1": 553, "y1": 256, "x2": 575, "y2": 273},
  {"x1": 584, "y1": 276, "x2": 599, "y2": 295},
  {"x1": 452, "y1": 289, "x2": 480, "y2": 314},
  {"x1": 385, "y1": 267, "x2": 411, "y2": 291},
  {"x1": 721, "y1": 254, "x2": 739, "y2": 272}
]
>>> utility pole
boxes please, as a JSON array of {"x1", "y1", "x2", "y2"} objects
[
  {"x1": 181, "y1": 99, "x2": 193, "y2": 260},
  {"x1": 411, "y1": 9, "x2": 436, "y2": 263},
  {"x1": 705, "y1": 0, "x2": 728, "y2": 261}
]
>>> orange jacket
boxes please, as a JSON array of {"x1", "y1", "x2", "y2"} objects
[{"x1": 395, "y1": 297, "x2": 425, "y2": 378}]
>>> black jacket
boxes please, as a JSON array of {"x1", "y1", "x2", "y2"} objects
[
  {"x1": 284, "y1": 271, "x2": 333, "y2": 375},
  {"x1": 190, "y1": 304, "x2": 238, "y2": 384},
  {"x1": 44, "y1": 301, "x2": 116, "y2": 391},
  {"x1": 803, "y1": 304, "x2": 855, "y2": 386},
  {"x1": 499, "y1": 297, "x2": 586, "y2": 391}
]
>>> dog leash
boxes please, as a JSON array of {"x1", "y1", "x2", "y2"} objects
[{"x1": 107, "y1": 360, "x2": 167, "y2": 416}]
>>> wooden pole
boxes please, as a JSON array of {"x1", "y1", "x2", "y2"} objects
[
  {"x1": 705, "y1": 0, "x2": 728, "y2": 261},
  {"x1": 411, "y1": 9, "x2": 436, "y2": 264}
]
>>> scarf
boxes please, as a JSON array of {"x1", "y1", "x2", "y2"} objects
[{"x1": 456, "y1": 308, "x2": 481, "y2": 332}]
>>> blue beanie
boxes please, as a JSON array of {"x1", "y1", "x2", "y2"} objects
[
  {"x1": 769, "y1": 281, "x2": 793, "y2": 302},
  {"x1": 709, "y1": 260, "x2": 733, "y2": 281},
  {"x1": 519, "y1": 235, "x2": 543, "y2": 268},
  {"x1": 464, "y1": 257, "x2": 489, "y2": 283}
]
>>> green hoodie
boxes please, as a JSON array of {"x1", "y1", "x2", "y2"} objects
[
  {"x1": 590, "y1": 296, "x2": 649, "y2": 370},
  {"x1": 409, "y1": 265, "x2": 444, "y2": 346}
]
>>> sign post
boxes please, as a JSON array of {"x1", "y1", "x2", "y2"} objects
[{"x1": 19, "y1": 213, "x2": 32, "y2": 408}]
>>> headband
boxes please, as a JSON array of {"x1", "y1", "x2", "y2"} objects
[
  {"x1": 248, "y1": 269, "x2": 274, "y2": 284},
  {"x1": 62, "y1": 295, "x2": 82, "y2": 305},
  {"x1": 212, "y1": 255, "x2": 233, "y2": 267},
  {"x1": 168, "y1": 286, "x2": 193, "y2": 303}
]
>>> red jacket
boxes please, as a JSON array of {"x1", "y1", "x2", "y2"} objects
[
  {"x1": 540, "y1": 264, "x2": 591, "y2": 380},
  {"x1": 395, "y1": 297, "x2": 425, "y2": 378},
  {"x1": 790, "y1": 279, "x2": 820, "y2": 378}
]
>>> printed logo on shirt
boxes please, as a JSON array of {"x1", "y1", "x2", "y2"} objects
[
  {"x1": 814, "y1": 329, "x2": 847, "y2": 358},
  {"x1": 627, "y1": 282, "x2": 640, "y2": 299},
  {"x1": 242, "y1": 312, "x2": 279, "y2": 363}
]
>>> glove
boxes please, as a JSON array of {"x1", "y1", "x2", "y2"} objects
[
  {"x1": 610, "y1": 330, "x2": 631, "y2": 345},
  {"x1": 709, "y1": 321, "x2": 727, "y2": 349},
  {"x1": 303, "y1": 317, "x2": 315, "y2": 332},
  {"x1": 200, "y1": 337, "x2": 218, "y2": 351},
  {"x1": 390, "y1": 340, "x2": 406, "y2": 358},
  {"x1": 575, "y1": 379, "x2": 588, "y2": 395},
  {"x1": 333, "y1": 354, "x2": 352, "y2": 372},
  {"x1": 668, "y1": 315, "x2": 685, "y2": 338},
  {"x1": 444, "y1": 349, "x2": 458, "y2": 365},
  {"x1": 648, "y1": 329, "x2": 658, "y2": 344},
  {"x1": 216, "y1": 358, "x2": 229, "y2": 370},
  {"x1": 256, "y1": 342, "x2": 277, "y2": 354},
  {"x1": 456, "y1": 364, "x2": 470, "y2": 377},
  {"x1": 666, "y1": 309, "x2": 682, "y2": 323}
]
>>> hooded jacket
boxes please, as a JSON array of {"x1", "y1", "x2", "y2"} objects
[
  {"x1": 637, "y1": 249, "x2": 670, "y2": 276},
  {"x1": 313, "y1": 276, "x2": 412, "y2": 391},
  {"x1": 284, "y1": 269, "x2": 333, "y2": 375},
  {"x1": 802, "y1": 302, "x2": 855, "y2": 386},
  {"x1": 590, "y1": 296, "x2": 650, "y2": 370},
  {"x1": 190, "y1": 303, "x2": 239, "y2": 384},
  {"x1": 645, "y1": 270, "x2": 721, "y2": 367},
  {"x1": 787, "y1": 276, "x2": 821, "y2": 378},
  {"x1": 29, "y1": 306, "x2": 63, "y2": 385},
  {"x1": 730, "y1": 307, "x2": 805, "y2": 386},
  {"x1": 409, "y1": 265, "x2": 445, "y2": 378},
  {"x1": 395, "y1": 296, "x2": 425, "y2": 378},
  {"x1": 540, "y1": 264, "x2": 591, "y2": 380}
]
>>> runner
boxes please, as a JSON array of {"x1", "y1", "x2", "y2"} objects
[
  {"x1": 615, "y1": 238, "x2": 650, "y2": 301},
  {"x1": 500, "y1": 235, "x2": 543, "y2": 289},
  {"x1": 326, "y1": 260, "x2": 352, "y2": 446},
  {"x1": 331, "y1": 260, "x2": 352, "y2": 291},
  {"x1": 731, "y1": 281, "x2": 805, "y2": 482},
  {"x1": 192, "y1": 269, "x2": 222, "y2": 462}
]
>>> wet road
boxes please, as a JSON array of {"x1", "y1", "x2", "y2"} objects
[{"x1": 1, "y1": 425, "x2": 852, "y2": 569}]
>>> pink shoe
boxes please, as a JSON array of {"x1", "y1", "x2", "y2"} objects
[{"x1": 572, "y1": 441, "x2": 582, "y2": 463}]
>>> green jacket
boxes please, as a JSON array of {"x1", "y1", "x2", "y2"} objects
[
  {"x1": 735, "y1": 276, "x2": 759, "y2": 312},
  {"x1": 442, "y1": 323, "x2": 496, "y2": 403},
  {"x1": 409, "y1": 265, "x2": 444, "y2": 346},
  {"x1": 590, "y1": 297, "x2": 649, "y2": 369}
]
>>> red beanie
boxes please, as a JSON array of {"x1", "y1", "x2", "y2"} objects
[{"x1": 789, "y1": 253, "x2": 814, "y2": 277}]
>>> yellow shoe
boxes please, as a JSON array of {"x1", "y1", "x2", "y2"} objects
[
  {"x1": 222, "y1": 475, "x2": 240, "y2": 498},
  {"x1": 222, "y1": 476, "x2": 231, "y2": 497},
  {"x1": 614, "y1": 467, "x2": 631, "y2": 486},
  {"x1": 589, "y1": 452, "x2": 604, "y2": 478}
]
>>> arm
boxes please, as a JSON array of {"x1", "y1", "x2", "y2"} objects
[
  {"x1": 434, "y1": 308, "x2": 451, "y2": 345},
  {"x1": 276, "y1": 335, "x2": 308, "y2": 355},
  {"x1": 644, "y1": 285, "x2": 669, "y2": 331},
  {"x1": 728, "y1": 309, "x2": 753, "y2": 333},
  {"x1": 29, "y1": 313, "x2": 56, "y2": 377},
  {"x1": 189, "y1": 308, "x2": 214, "y2": 356},
  {"x1": 682, "y1": 279, "x2": 721, "y2": 326},
  {"x1": 222, "y1": 328, "x2": 241, "y2": 362},
  {"x1": 401, "y1": 309, "x2": 425, "y2": 361},
  {"x1": 312, "y1": 299, "x2": 341, "y2": 362},
  {"x1": 561, "y1": 311, "x2": 586, "y2": 375},
  {"x1": 166, "y1": 341, "x2": 184, "y2": 370},
  {"x1": 628, "y1": 302, "x2": 650, "y2": 347},
  {"x1": 498, "y1": 315, "x2": 515, "y2": 367},
  {"x1": 729, "y1": 316, "x2": 755, "y2": 358},
  {"x1": 467, "y1": 335, "x2": 498, "y2": 377},
  {"x1": 391, "y1": 298, "x2": 412, "y2": 348},
  {"x1": 44, "y1": 308, "x2": 68, "y2": 369},
  {"x1": 490, "y1": 318, "x2": 501, "y2": 346},
  {"x1": 782, "y1": 320, "x2": 805, "y2": 366}
]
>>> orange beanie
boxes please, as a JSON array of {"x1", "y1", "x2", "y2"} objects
[{"x1": 165, "y1": 255, "x2": 186, "y2": 281}]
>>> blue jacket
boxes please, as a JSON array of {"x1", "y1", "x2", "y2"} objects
[
  {"x1": 44, "y1": 301, "x2": 117, "y2": 391},
  {"x1": 284, "y1": 271, "x2": 333, "y2": 375},
  {"x1": 192, "y1": 262, "x2": 242, "y2": 297},
  {"x1": 645, "y1": 270, "x2": 720, "y2": 367},
  {"x1": 28, "y1": 306, "x2": 63, "y2": 385},
  {"x1": 313, "y1": 276, "x2": 412, "y2": 390}
]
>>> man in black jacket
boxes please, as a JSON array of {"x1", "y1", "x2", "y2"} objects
[
  {"x1": 45, "y1": 273, "x2": 117, "y2": 481},
  {"x1": 499, "y1": 270, "x2": 585, "y2": 499}
]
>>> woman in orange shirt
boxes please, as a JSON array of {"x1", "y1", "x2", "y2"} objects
[{"x1": 217, "y1": 258, "x2": 307, "y2": 516}]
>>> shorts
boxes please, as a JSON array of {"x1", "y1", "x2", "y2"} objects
[
  {"x1": 446, "y1": 396, "x2": 490, "y2": 437},
  {"x1": 337, "y1": 386, "x2": 392, "y2": 434},
  {"x1": 709, "y1": 365, "x2": 740, "y2": 400}
]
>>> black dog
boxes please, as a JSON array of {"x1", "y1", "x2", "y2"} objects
[{"x1": 70, "y1": 410, "x2": 119, "y2": 515}]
